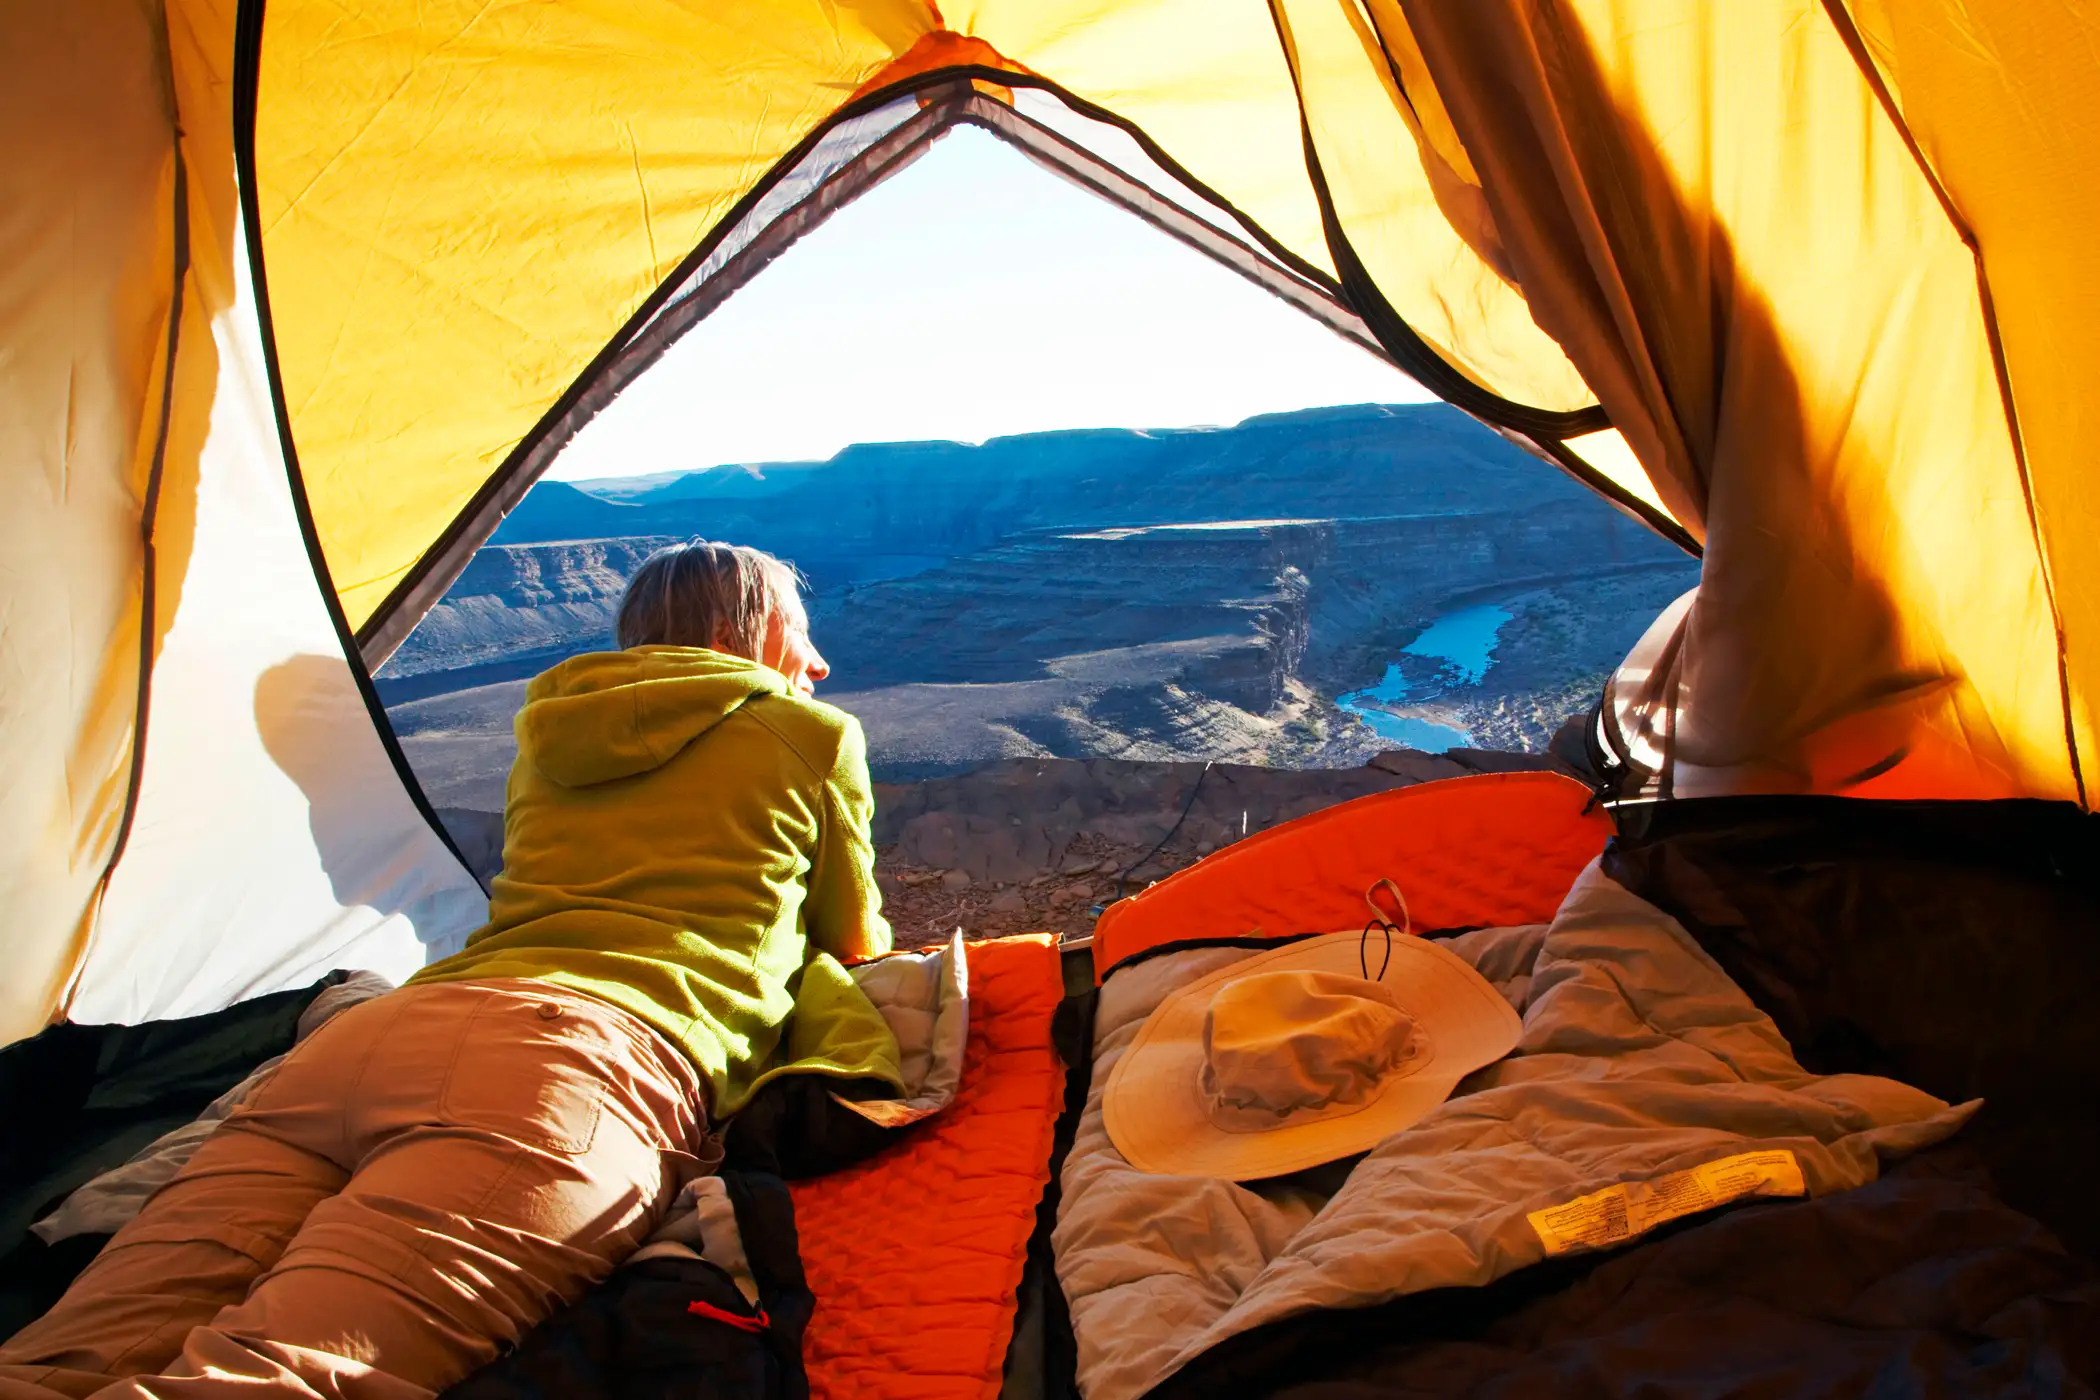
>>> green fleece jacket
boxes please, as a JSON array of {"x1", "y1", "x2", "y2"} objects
[{"x1": 410, "y1": 646, "x2": 900, "y2": 1116}]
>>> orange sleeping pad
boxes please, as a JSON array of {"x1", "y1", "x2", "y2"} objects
[
  {"x1": 792, "y1": 933, "x2": 1066, "y2": 1400},
  {"x1": 1092, "y1": 771, "x2": 1613, "y2": 979}
]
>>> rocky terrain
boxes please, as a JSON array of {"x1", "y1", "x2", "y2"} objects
[
  {"x1": 381, "y1": 402, "x2": 1698, "y2": 797},
  {"x1": 438, "y1": 748, "x2": 1567, "y2": 949},
  {"x1": 810, "y1": 512, "x2": 1690, "y2": 778}
]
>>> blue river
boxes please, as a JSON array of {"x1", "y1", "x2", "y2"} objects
[{"x1": 1336, "y1": 603, "x2": 1511, "y2": 752}]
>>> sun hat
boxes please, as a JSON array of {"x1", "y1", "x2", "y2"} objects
[{"x1": 1103, "y1": 919, "x2": 1522, "y2": 1180}]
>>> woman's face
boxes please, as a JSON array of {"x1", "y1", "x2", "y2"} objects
[{"x1": 760, "y1": 593, "x2": 829, "y2": 697}]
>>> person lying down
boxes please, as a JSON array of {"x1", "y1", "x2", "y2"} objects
[{"x1": 0, "y1": 540, "x2": 902, "y2": 1399}]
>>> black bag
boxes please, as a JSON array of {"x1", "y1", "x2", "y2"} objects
[{"x1": 445, "y1": 1171, "x2": 814, "y2": 1400}]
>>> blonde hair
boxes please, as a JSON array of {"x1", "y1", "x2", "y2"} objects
[{"x1": 615, "y1": 539, "x2": 803, "y2": 658}]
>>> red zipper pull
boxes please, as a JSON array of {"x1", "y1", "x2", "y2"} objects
[{"x1": 687, "y1": 1299, "x2": 771, "y2": 1334}]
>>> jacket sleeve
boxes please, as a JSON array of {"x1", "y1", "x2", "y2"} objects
[{"x1": 805, "y1": 717, "x2": 892, "y2": 963}]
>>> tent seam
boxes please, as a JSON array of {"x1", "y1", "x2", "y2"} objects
[
  {"x1": 954, "y1": 96, "x2": 1375, "y2": 354},
  {"x1": 1526, "y1": 434, "x2": 1698, "y2": 555}
]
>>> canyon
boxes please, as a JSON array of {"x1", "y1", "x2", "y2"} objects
[{"x1": 381, "y1": 403, "x2": 1698, "y2": 807}]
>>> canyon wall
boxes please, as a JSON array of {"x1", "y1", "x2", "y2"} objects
[{"x1": 381, "y1": 403, "x2": 1698, "y2": 794}]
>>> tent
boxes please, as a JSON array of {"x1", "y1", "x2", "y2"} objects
[{"x1": 7, "y1": 0, "x2": 2098, "y2": 1202}]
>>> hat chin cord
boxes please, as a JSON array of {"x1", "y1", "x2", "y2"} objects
[{"x1": 1359, "y1": 877, "x2": 1413, "y2": 981}]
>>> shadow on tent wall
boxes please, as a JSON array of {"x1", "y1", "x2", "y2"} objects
[{"x1": 254, "y1": 652, "x2": 465, "y2": 954}]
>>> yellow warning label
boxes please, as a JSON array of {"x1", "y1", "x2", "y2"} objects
[{"x1": 1527, "y1": 1150, "x2": 1808, "y2": 1257}]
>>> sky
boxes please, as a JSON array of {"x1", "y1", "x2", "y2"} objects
[{"x1": 547, "y1": 125, "x2": 1432, "y2": 482}]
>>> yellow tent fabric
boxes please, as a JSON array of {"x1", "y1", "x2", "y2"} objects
[{"x1": 256, "y1": 0, "x2": 1612, "y2": 633}]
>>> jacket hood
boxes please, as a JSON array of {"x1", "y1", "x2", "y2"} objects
[{"x1": 516, "y1": 647, "x2": 788, "y2": 788}]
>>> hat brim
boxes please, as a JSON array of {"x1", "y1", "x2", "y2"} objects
[{"x1": 1103, "y1": 931, "x2": 1522, "y2": 1180}]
